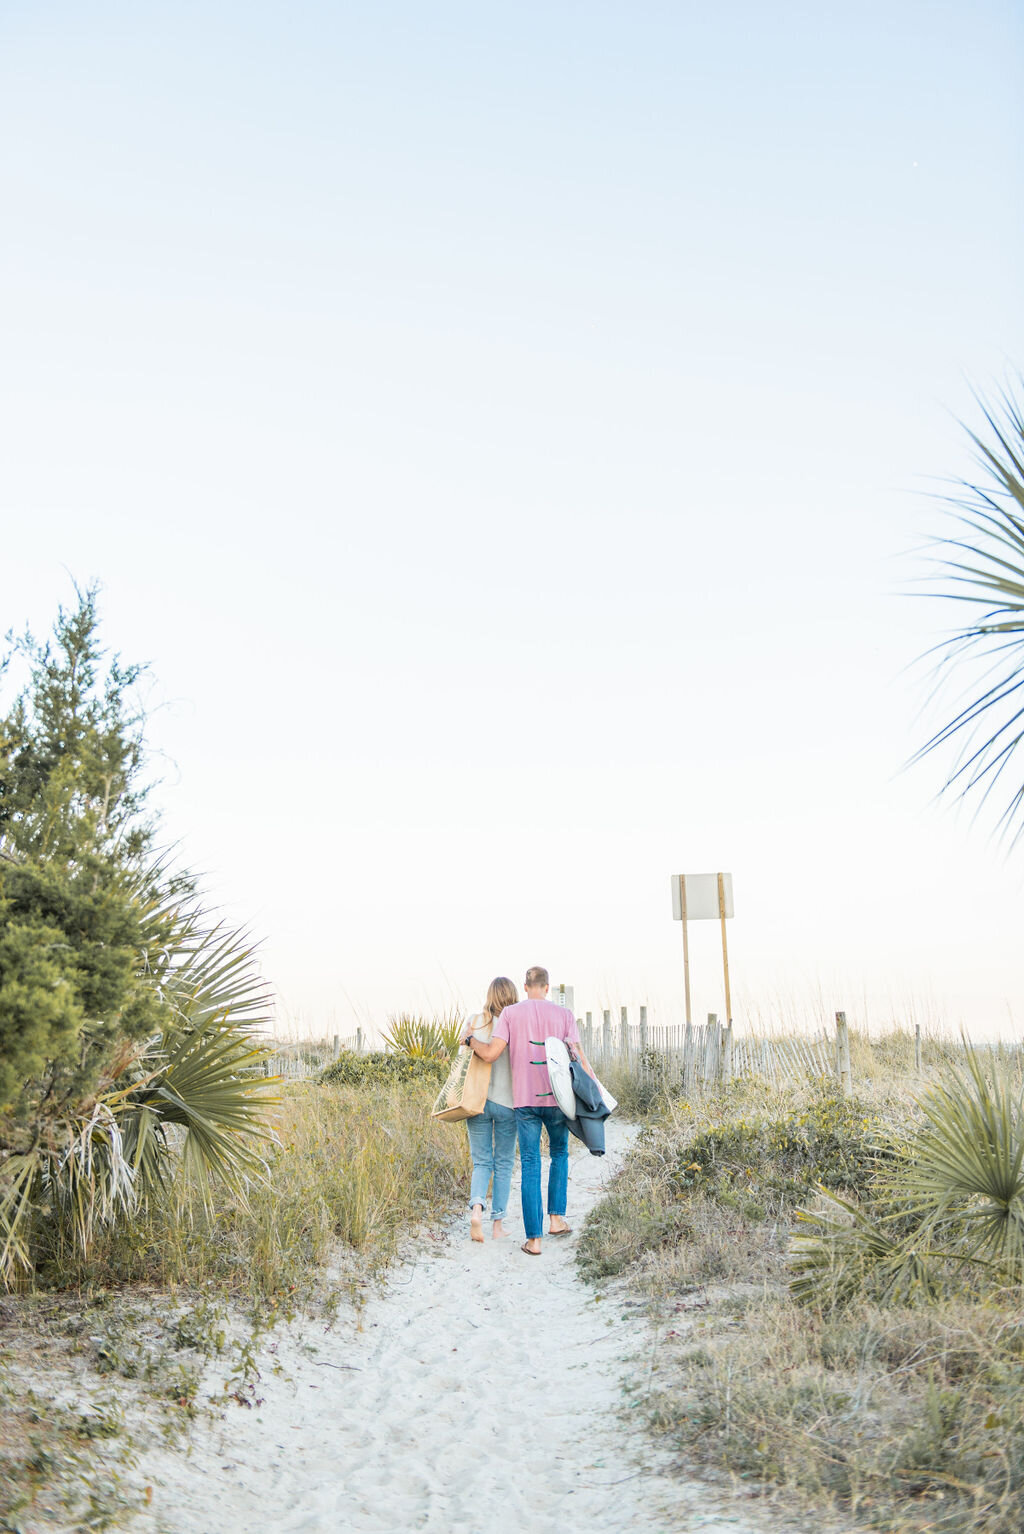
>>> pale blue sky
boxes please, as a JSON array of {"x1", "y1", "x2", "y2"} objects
[{"x1": 2, "y1": 3, "x2": 1023, "y2": 1035}]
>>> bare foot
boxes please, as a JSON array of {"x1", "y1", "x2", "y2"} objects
[
  {"x1": 470, "y1": 1206, "x2": 485, "y2": 1244},
  {"x1": 548, "y1": 1216, "x2": 571, "y2": 1235},
  {"x1": 492, "y1": 1220, "x2": 505, "y2": 1240},
  {"x1": 523, "y1": 1237, "x2": 542, "y2": 1255}
]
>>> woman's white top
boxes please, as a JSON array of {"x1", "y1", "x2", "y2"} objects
[{"x1": 467, "y1": 1011, "x2": 514, "y2": 1110}]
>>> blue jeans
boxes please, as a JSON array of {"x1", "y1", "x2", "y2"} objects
[
  {"x1": 515, "y1": 1106, "x2": 570, "y2": 1240},
  {"x1": 465, "y1": 1101, "x2": 517, "y2": 1221}
]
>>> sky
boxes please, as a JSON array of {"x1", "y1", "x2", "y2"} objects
[{"x1": 2, "y1": 2, "x2": 1023, "y2": 1040}]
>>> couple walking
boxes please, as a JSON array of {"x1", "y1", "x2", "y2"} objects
[{"x1": 460, "y1": 965, "x2": 597, "y2": 1256}]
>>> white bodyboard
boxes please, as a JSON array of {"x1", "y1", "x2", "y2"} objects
[
  {"x1": 544, "y1": 1036, "x2": 576, "y2": 1120},
  {"x1": 544, "y1": 1036, "x2": 618, "y2": 1117}
]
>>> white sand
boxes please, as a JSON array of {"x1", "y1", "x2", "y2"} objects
[{"x1": 140, "y1": 1121, "x2": 777, "y2": 1534}]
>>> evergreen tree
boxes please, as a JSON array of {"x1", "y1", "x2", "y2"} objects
[
  {"x1": 0, "y1": 587, "x2": 275, "y2": 1288},
  {"x1": 0, "y1": 586, "x2": 173, "y2": 1122}
]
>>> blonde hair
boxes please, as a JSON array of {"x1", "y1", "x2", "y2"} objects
[{"x1": 485, "y1": 976, "x2": 518, "y2": 1021}]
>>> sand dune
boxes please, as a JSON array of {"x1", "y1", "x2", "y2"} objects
[{"x1": 140, "y1": 1121, "x2": 772, "y2": 1533}]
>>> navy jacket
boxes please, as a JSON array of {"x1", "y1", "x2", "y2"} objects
[{"x1": 566, "y1": 1061, "x2": 611, "y2": 1155}]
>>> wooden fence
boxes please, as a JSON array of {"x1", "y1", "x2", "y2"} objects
[
  {"x1": 582, "y1": 1008, "x2": 890, "y2": 1096},
  {"x1": 271, "y1": 1010, "x2": 1023, "y2": 1093},
  {"x1": 266, "y1": 1031, "x2": 366, "y2": 1079}
]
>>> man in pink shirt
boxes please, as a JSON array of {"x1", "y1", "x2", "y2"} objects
[{"x1": 463, "y1": 965, "x2": 596, "y2": 1255}]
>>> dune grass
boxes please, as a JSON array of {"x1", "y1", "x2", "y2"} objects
[
  {"x1": 579, "y1": 1061, "x2": 1024, "y2": 1534},
  {"x1": 59, "y1": 1078, "x2": 470, "y2": 1308}
]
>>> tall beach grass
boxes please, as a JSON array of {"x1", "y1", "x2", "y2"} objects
[{"x1": 43, "y1": 1078, "x2": 471, "y2": 1308}]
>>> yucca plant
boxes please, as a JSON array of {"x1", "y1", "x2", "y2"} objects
[
  {"x1": 789, "y1": 1192, "x2": 939, "y2": 1307},
  {"x1": 915, "y1": 377, "x2": 1024, "y2": 843},
  {"x1": 380, "y1": 1011, "x2": 463, "y2": 1061},
  {"x1": 898, "y1": 1046, "x2": 1024, "y2": 1278},
  {"x1": 789, "y1": 1047, "x2": 1024, "y2": 1306}
]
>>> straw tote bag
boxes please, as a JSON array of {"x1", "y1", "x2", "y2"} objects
[{"x1": 431, "y1": 1014, "x2": 493, "y2": 1121}]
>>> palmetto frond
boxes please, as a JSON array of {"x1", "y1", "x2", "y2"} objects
[
  {"x1": 122, "y1": 912, "x2": 281, "y2": 1205},
  {"x1": 899, "y1": 1045, "x2": 1024, "y2": 1277},
  {"x1": 789, "y1": 1193, "x2": 939, "y2": 1307},
  {"x1": 915, "y1": 380, "x2": 1024, "y2": 843}
]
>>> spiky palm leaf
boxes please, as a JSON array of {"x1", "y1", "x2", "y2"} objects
[
  {"x1": 896, "y1": 1045, "x2": 1024, "y2": 1278},
  {"x1": 789, "y1": 1192, "x2": 939, "y2": 1307},
  {"x1": 118, "y1": 913, "x2": 280, "y2": 1207},
  {"x1": 915, "y1": 379, "x2": 1024, "y2": 842},
  {"x1": 381, "y1": 1014, "x2": 459, "y2": 1060}
]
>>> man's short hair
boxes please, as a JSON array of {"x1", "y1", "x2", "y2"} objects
[{"x1": 525, "y1": 966, "x2": 549, "y2": 989}]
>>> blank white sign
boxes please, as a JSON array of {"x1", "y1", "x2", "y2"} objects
[{"x1": 671, "y1": 873, "x2": 734, "y2": 921}]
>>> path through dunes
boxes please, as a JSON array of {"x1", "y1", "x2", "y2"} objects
[{"x1": 141, "y1": 1121, "x2": 776, "y2": 1534}]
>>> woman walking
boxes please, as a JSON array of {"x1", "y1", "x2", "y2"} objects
[{"x1": 464, "y1": 977, "x2": 518, "y2": 1242}]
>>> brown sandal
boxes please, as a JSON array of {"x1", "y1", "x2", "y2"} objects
[{"x1": 521, "y1": 1242, "x2": 542, "y2": 1256}]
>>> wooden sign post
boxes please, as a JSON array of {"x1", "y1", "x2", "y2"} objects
[
  {"x1": 671, "y1": 873, "x2": 735, "y2": 1025},
  {"x1": 717, "y1": 871, "x2": 732, "y2": 1025}
]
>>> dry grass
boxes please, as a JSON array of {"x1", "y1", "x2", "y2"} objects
[
  {"x1": 647, "y1": 1295, "x2": 1024, "y2": 1534},
  {"x1": 52, "y1": 1078, "x2": 470, "y2": 1308},
  {"x1": 580, "y1": 1068, "x2": 1024, "y2": 1534}
]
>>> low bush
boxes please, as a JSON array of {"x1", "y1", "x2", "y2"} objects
[
  {"x1": 578, "y1": 1089, "x2": 888, "y2": 1285},
  {"x1": 318, "y1": 1050, "x2": 448, "y2": 1088},
  {"x1": 671, "y1": 1093, "x2": 887, "y2": 1207}
]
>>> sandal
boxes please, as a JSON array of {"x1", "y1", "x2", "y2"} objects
[
  {"x1": 548, "y1": 1226, "x2": 572, "y2": 1237},
  {"x1": 521, "y1": 1242, "x2": 542, "y2": 1256}
]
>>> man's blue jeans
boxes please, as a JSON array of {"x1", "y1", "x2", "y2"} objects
[
  {"x1": 515, "y1": 1106, "x2": 570, "y2": 1240},
  {"x1": 465, "y1": 1101, "x2": 517, "y2": 1220}
]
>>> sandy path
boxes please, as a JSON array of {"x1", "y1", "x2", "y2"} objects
[{"x1": 142, "y1": 1120, "x2": 771, "y2": 1534}]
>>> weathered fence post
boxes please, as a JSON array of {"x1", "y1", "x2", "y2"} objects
[
  {"x1": 835, "y1": 1011, "x2": 852, "y2": 1098},
  {"x1": 355, "y1": 1026, "x2": 364, "y2": 1055},
  {"x1": 721, "y1": 1021, "x2": 734, "y2": 1085},
  {"x1": 703, "y1": 1013, "x2": 720, "y2": 1086},
  {"x1": 621, "y1": 1006, "x2": 629, "y2": 1057},
  {"x1": 332, "y1": 1034, "x2": 339, "y2": 1057},
  {"x1": 639, "y1": 1005, "x2": 648, "y2": 1053},
  {"x1": 584, "y1": 1011, "x2": 593, "y2": 1055},
  {"x1": 683, "y1": 1019, "x2": 695, "y2": 1089},
  {"x1": 602, "y1": 1009, "x2": 612, "y2": 1059},
  {"x1": 914, "y1": 1023, "x2": 922, "y2": 1072}
]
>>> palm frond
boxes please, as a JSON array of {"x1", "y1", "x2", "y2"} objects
[
  {"x1": 897, "y1": 1045, "x2": 1024, "y2": 1278},
  {"x1": 915, "y1": 377, "x2": 1024, "y2": 843},
  {"x1": 125, "y1": 913, "x2": 281, "y2": 1205},
  {"x1": 0, "y1": 1151, "x2": 40, "y2": 1286}
]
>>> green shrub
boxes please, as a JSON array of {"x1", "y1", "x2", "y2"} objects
[
  {"x1": 318, "y1": 1050, "x2": 447, "y2": 1088},
  {"x1": 671, "y1": 1095, "x2": 885, "y2": 1209}
]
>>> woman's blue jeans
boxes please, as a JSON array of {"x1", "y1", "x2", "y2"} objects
[
  {"x1": 465, "y1": 1101, "x2": 517, "y2": 1221},
  {"x1": 514, "y1": 1106, "x2": 570, "y2": 1240}
]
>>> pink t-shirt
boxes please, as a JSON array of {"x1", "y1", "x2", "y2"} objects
[{"x1": 492, "y1": 998, "x2": 580, "y2": 1110}]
